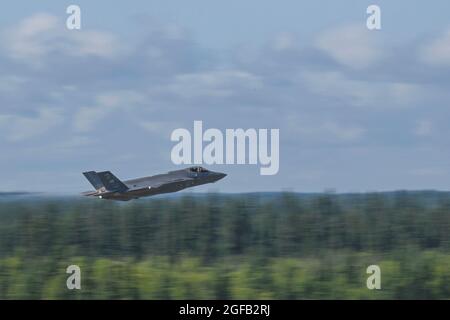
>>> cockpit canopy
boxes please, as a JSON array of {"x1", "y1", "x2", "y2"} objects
[{"x1": 189, "y1": 166, "x2": 209, "y2": 173}]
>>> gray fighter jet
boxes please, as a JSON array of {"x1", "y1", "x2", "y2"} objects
[{"x1": 82, "y1": 166, "x2": 227, "y2": 201}]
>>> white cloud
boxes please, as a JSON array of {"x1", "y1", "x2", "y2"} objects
[
  {"x1": 272, "y1": 33, "x2": 296, "y2": 51},
  {"x1": 58, "y1": 136, "x2": 94, "y2": 148},
  {"x1": 4, "y1": 13, "x2": 59, "y2": 60},
  {"x1": 64, "y1": 31, "x2": 119, "y2": 59},
  {"x1": 139, "y1": 121, "x2": 178, "y2": 135},
  {"x1": 287, "y1": 118, "x2": 366, "y2": 143},
  {"x1": 316, "y1": 24, "x2": 383, "y2": 69},
  {"x1": 73, "y1": 106, "x2": 110, "y2": 133},
  {"x1": 420, "y1": 29, "x2": 450, "y2": 67},
  {"x1": 2, "y1": 13, "x2": 120, "y2": 65},
  {"x1": 301, "y1": 71, "x2": 422, "y2": 108},
  {"x1": 73, "y1": 91, "x2": 144, "y2": 132},
  {"x1": 0, "y1": 108, "x2": 64, "y2": 142},
  {"x1": 0, "y1": 75, "x2": 28, "y2": 93},
  {"x1": 414, "y1": 120, "x2": 433, "y2": 137},
  {"x1": 155, "y1": 70, "x2": 262, "y2": 99}
]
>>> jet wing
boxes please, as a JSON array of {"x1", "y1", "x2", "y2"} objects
[
  {"x1": 149, "y1": 178, "x2": 185, "y2": 188},
  {"x1": 147, "y1": 178, "x2": 194, "y2": 192}
]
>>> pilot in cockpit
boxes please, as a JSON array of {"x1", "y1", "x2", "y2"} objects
[{"x1": 190, "y1": 166, "x2": 209, "y2": 173}]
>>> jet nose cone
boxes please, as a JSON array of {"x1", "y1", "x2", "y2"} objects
[{"x1": 214, "y1": 172, "x2": 227, "y2": 181}]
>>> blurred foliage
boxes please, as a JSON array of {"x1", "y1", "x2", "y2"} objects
[{"x1": 0, "y1": 192, "x2": 449, "y2": 299}]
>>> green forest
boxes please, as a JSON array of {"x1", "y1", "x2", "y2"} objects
[{"x1": 0, "y1": 191, "x2": 449, "y2": 299}]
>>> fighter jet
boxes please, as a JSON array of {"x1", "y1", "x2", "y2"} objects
[{"x1": 82, "y1": 166, "x2": 227, "y2": 201}]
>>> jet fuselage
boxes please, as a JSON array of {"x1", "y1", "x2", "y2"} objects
[{"x1": 82, "y1": 167, "x2": 226, "y2": 201}]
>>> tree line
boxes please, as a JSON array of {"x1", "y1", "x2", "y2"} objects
[{"x1": 0, "y1": 192, "x2": 449, "y2": 299}]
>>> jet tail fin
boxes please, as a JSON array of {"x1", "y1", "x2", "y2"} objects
[
  {"x1": 96, "y1": 171, "x2": 129, "y2": 192},
  {"x1": 83, "y1": 171, "x2": 104, "y2": 190}
]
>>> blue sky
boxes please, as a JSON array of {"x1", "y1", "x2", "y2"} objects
[{"x1": 1, "y1": 1, "x2": 450, "y2": 193}]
